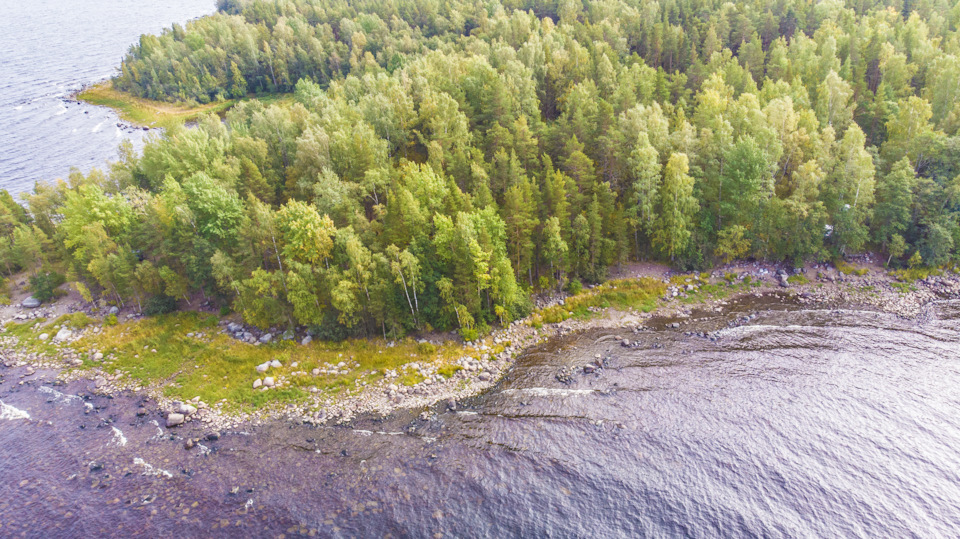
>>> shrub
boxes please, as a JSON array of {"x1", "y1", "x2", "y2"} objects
[
  {"x1": 437, "y1": 364, "x2": 462, "y2": 378},
  {"x1": 460, "y1": 327, "x2": 479, "y2": 342},
  {"x1": 566, "y1": 279, "x2": 582, "y2": 296},
  {"x1": 143, "y1": 295, "x2": 178, "y2": 316},
  {"x1": 416, "y1": 342, "x2": 437, "y2": 355},
  {"x1": 29, "y1": 271, "x2": 65, "y2": 302},
  {"x1": 104, "y1": 313, "x2": 119, "y2": 326},
  {"x1": 835, "y1": 259, "x2": 868, "y2": 276}
]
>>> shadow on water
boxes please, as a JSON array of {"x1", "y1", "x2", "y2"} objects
[{"x1": 2, "y1": 294, "x2": 960, "y2": 536}]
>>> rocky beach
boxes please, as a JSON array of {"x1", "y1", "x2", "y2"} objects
[{"x1": 0, "y1": 257, "x2": 955, "y2": 433}]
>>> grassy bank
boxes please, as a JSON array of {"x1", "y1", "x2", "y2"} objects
[
  {"x1": 76, "y1": 82, "x2": 236, "y2": 129},
  {"x1": 529, "y1": 277, "x2": 666, "y2": 327},
  {"x1": 6, "y1": 311, "x2": 473, "y2": 412}
]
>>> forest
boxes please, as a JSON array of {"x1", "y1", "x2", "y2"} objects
[{"x1": 5, "y1": 0, "x2": 960, "y2": 339}]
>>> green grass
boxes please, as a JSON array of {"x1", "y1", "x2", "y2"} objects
[
  {"x1": 787, "y1": 274, "x2": 810, "y2": 285},
  {"x1": 3, "y1": 318, "x2": 60, "y2": 356},
  {"x1": 889, "y1": 266, "x2": 943, "y2": 282},
  {"x1": 890, "y1": 281, "x2": 917, "y2": 293},
  {"x1": 77, "y1": 82, "x2": 235, "y2": 129},
  {"x1": 835, "y1": 259, "x2": 869, "y2": 276},
  {"x1": 7, "y1": 311, "x2": 471, "y2": 412},
  {"x1": 529, "y1": 277, "x2": 665, "y2": 327},
  {"x1": 77, "y1": 82, "x2": 296, "y2": 130},
  {"x1": 437, "y1": 364, "x2": 463, "y2": 378},
  {"x1": 55, "y1": 312, "x2": 95, "y2": 329}
]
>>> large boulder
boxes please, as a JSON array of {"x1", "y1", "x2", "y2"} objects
[
  {"x1": 21, "y1": 297, "x2": 41, "y2": 309},
  {"x1": 165, "y1": 413, "x2": 185, "y2": 427}
]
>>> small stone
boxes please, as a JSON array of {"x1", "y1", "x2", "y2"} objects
[
  {"x1": 22, "y1": 297, "x2": 41, "y2": 308},
  {"x1": 93, "y1": 352, "x2": 104, "y2": 361},
  {"x1": 311, "y1": 368, "x2": 320, "y2": 376},
  {"x1": 136, "y1": 407, "x2": 147, "y2": 417},
  {"x1": 165, "y1": 413, "x2": 185, "y2": 427},
  {"x1": 301, "y1": 335, "x2": 313, "y2": 346},
  {"x1": 259, "y1": 333, "x2": 273, "y2": 344},
  {"x1": 184, "y1": 439, "x2": 195, "y2": 450},
  {"x1": 269, "y1": 360, "x2": 281, "y2": 369},
  {"x1": 583, "y1": 364, "x2": 596, "y2": 374},
  {"x1": 446, "y1": 398, "x2": 457, "y2": 411},
  {"x1": 252, "y1": 379, "x2": 262, "y2": 389},
  {"x1": 263, "y1": 377, "x2": 275, "y2": 388},
  {"x1": 255, "y1": 362, "x2": 269, "y2": 373},
  {"x1": 53, "y1": 328, "x2": 73, "y2": 342},
  {"x1": 478, "y1": 372, "x2": 492, "y2": 382},
  {"x1": 206, "y1": 432, "x2": 220, "y2": 441},
  {"x1": 38, "y1": 333, "x2": 49, "y2": 341},
  {"x1": 108, "y1": 306, "x2": 119, "y2": 315},
  {"x1": 621, "y1": 339, "x2": 630, "y2": 347},
  {"x1": 179, "y1": 404, "x2": 197, "y2": 416}
]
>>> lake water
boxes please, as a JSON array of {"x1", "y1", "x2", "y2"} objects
[
  {"x1": 1, "y1": 294, "x2": 959, "y2": 536},
  {"x1": 0, "y1": 0, "x2": 215, "y2": 197}
]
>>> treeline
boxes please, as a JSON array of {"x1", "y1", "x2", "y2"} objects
[{"x1": 8, "y1": 0, "x2": 960, "y2": 338}]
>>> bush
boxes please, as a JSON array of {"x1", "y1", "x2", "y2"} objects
[
  {"x1": 104, "y1": 313, "x2": 119, "y2": 326},
  {"x1": 538, "y1": 275, "x2": 550, "y2": 290},
  {"x1": 835, "y1": 259, "x2": 868, "y2": 276},
  {"x1": 57, "y1": 312, "x2": 94, "y2": 329},
  {"x1": 566, "y1": 279, "x2": 582, "y2": 296},
  {"x1": 460, "y1": 327, "x2": 479, "y2": 342},
  {"x1": 219, "y1": 305, "x2": 231, "y2": 317},
  {"x1": 416, "y1": 341, "x2": 437, "y2": 355},
  {"x1": 29, "y1": 271, "x2": 65, "y2": 302},
  {"x1": 311, "y1": 309, "x2": 351, "y2": 342},
  {"x1": 143, "y1": 295, "x2": 178, "y2": 316},
  {"x1": 437, "y1": 364, "x2": 462, "y2": 378}
]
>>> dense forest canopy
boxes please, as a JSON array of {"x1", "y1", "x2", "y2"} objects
[{"x1": 5, "y1": 0, "x2": 960, "y2": 339}]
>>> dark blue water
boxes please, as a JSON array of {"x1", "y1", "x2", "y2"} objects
[
  {"x1": 0, "y1": 295, "x2": 958, "y2": 536},
  {"x1": 0, "y1": 0, "x2": 214, "y2": 196}
]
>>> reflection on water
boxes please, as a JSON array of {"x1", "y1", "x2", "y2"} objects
[{"x1": 1, "y1": 296, "x2": 960, "y2": 536}]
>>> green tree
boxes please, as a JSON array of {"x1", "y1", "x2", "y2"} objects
[{"x1": 653, "y1": 153, "x2": 698, "y2": 260}]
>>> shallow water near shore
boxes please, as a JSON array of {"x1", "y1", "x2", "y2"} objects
[
  {"x1": 0, "y1": 0, "x2": 214, "y2": 195},
  {"x1": 0, "y1": 294, "x2": 959, "y2": 536}
]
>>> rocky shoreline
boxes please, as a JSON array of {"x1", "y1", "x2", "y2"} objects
[{"x1": 0, "y1": 258, "x2": 958, "y2": 435}]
